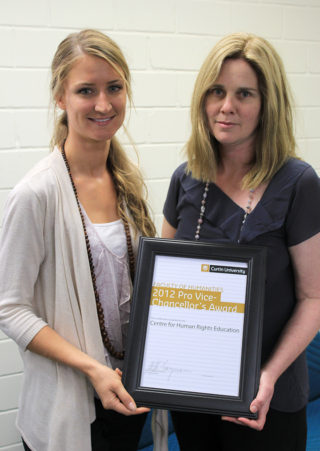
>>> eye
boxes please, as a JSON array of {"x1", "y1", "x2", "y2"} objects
[
  {"x1": 209, "y1": 87, "x2": 224, "y2": 97},
  {"x1": 77, "y1": 87, "x2": 94, "y2": 96},
  {"x1": 238, "y1": 89, "x2": 252, "y2": 98},
  {"x1": 108, "y1": 84, "x2": 123, "y2": 94}
]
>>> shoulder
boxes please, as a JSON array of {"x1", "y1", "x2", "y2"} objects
[
  {"x1": 166, "y1": 162, "x2": 187, "y2": 196},
  {"x1": 279, "y1": 157, "x2": 317, "y2": 182},
  {"x1": 5, "y1": 151, "x2": 61, "y2": 213},
  {"x1": 269, "y1": 157, "x2": 319, "y2": 198},
  {"x1": 283, "y1": 159, "x2": 320, "y2": 245},
  {"x1": 285, "y1": 158, "x2": 319, "y2": 192},
  {"x1": 170, "y1": 162, "x2": 188, "y2": 181},
  {"x1": 170, "y1": 162, "x2": 203, "y2": 192},
  {"x1": 284, "y1": 157, "x2": 310, "y2": 172}
]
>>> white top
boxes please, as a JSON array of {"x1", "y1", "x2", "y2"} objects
[
  {"x1": 84, "y1": 213, "x2": 131, "y2": 370},
  {"x1": 94, "y1": 219, "x2": 127, "y2": 257}
]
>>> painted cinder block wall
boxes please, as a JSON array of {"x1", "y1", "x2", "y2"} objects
[{"x1": 0, "y1": 1, "x2": 320, "y2": 449}]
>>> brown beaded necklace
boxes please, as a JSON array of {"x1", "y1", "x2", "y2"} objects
[{"x1": 61, "y1": 144, "x2": 135, "y2": 360}]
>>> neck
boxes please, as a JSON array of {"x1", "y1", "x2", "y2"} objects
[
  {"x1": 63, "y1": 136, "x2": 110, "y2": 177},
  {"x1": 218, "y1": 142, "x2": 255, "y2": 180}
]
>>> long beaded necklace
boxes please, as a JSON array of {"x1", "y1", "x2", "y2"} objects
[
  {"x1": 61, "y1": 145, "x2": 134, "y2": 360},
  {"x1": 195, "y1": 182, "x2": 209, "y2": 240},
  {"x1": 238, "y1": 188, "x2": 255, "y2": 242},
  {"x1": 194, "y1": 182, "x2": 255, "y2": 244}
]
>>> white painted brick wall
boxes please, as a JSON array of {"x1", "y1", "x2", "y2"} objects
[
  {"x1": 176, "y1": 1, "x2": 231, "y2": 35},
  {"x1": 0, "y1": 113, "x2": 15, "y2": 149},
  {"x1": 0, "y1": 70, "x2": 49, "y2": 108},
  {"x1": 309, "y1": 43, "x2": 320, "y2": 73},
  {"x1": 115, "y1": 0, "x2": 175, "y2": 32},
  {"x1": 150, "y1": 35, "x2": 218, "y2": 70},
  {"x1": 0, "y1": 0, "x2": 320, "y2": 448},
  {"x1": 50, "y1": 0, "x2": 115, "y2": 29},
  {"x1": 14, "y1": 29, "x2": 68, "y2": 68},
  {"x1": 284, "y1": 7, "x2": 320, "y2": 40},
  {"x1": 0, "y1": 0, "x2": 49, "y2": 26},
  {"x1": 14, "y1": 111, "x2": 51, "y2": 148},
  {"x1": 231, "y1": 3, "x2": 283, "y2": 36}
]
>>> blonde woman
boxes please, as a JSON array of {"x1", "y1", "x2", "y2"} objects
[
  {"x1": 0, "y1": 29, "x2": 155, "y2": 451},
  {"x1": 162, "y1": 33, "x2": 320, "y2": 450}
]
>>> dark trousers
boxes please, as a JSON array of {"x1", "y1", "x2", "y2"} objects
[
  {"x1": 22, "y1": 440, "x2": 31, "y2": 451},
  {"x1": 22, "y1": 398, "x2": 147, "y2": 451},
  {"x1": 171, "y1": 407, "x2": 307, "y2": 451},
  {"x1": 91, "y1": 398, "x2": 147, "y2": 451}
]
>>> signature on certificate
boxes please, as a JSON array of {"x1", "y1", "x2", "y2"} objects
[{"x1": 145, "y1": 360, "x2": 190, "y2": 381}]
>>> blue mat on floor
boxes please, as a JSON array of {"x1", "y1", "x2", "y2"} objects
[
  {"x1": 138, "y1": 410, "x2": 180, "y2": 450},
  {"x1": 306, "y1": 333, "x2": 320, "y2": 451}
]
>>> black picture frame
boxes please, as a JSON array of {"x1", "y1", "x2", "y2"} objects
[{"x1": 123, "y1": 237, "x2": 266, "y2": 418}]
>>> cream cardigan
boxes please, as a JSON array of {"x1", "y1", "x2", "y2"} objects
[{"x1": 0, "y1": 149, "x2": 108, "y2": 451}]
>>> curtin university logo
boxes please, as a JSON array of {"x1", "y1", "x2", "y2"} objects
[
  {"x1": 201, "y1": 264, "x2": 210, "y2": 272},
  {"x1": 201, "y1": 263, "x2": 248, "y2": 275}
]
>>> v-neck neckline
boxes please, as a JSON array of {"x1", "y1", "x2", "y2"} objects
[{"x1": 211, "y1": 178, "x2": 272, "y2": 216}]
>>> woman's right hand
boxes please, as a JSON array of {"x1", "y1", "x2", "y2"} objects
[
  {"x1": 88, "y1": 362, "x2": 150, "y2": 416},
  {"x1": 26, "y1": 326, "x2": 149, "y2": 416}
]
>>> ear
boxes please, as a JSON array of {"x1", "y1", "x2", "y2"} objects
[{"x1": 56, "y1": 94, "x2": 66, "y2": 111}]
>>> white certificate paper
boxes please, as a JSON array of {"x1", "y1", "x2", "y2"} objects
[{"x1": 140, "y1": 255, "x2": 248, "y2": 397}]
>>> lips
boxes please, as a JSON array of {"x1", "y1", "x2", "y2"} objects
[
  {"x1": 216, "y1": 120, "x2": 236, "y2": 125},
  {"x1": 215, "y1": 120, "x2": 238, "y2": 129},
  {"x1": 88, "y1": 116, "x2": 114, "y2": 125}
]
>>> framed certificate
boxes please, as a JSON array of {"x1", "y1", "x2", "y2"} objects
[{"x1": 123, "y1": 238, "x2": 266, "y2": 418}]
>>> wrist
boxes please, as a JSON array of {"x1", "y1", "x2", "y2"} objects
[
  {"x1": 260, "y1": 366, "x2": 278, "y2": 387},
  {"x1": 79, "y1": 355, "x2": 104, "y2": 380}
]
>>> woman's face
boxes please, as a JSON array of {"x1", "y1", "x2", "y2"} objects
[
  {"x1": 205, "y1": 58, "x2": 261, "y2": 152},
  {"x1": 57, "y1": 53, "x2": 127, "y2": 146}
]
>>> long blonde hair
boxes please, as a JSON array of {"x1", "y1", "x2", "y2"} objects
[
  {"x1": 187, "y1": 32, "x2": 298, "y2": 188},
  {"x1": 50, "y1": 29, "x2": 155, "y2": 237}
]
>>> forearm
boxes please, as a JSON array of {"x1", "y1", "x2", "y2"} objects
[
  {"x1": 262, "y1": 297, "x2": 320, "y2": 383},
  {"x1": 161, "y1": 218, "x2": 177, "y2": 238},
  {"x1": 222, "y1": 297, "x2": 320, "y2": 430},
  {"x1": 266, "y1": 233, "x2": 320, "y2": 381},
  {"x1": 27, "y1": 325, "x2": 149, "y2": 415},
  {"x1": 27, "y1": 325, "x2": 103, "y2": 379}
]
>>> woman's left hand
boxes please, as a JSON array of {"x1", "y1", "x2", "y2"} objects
[{"x1": 221, "y1": 369, "x2": 274, "y2": 431}]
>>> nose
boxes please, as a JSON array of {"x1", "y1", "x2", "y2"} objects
[
  {"x1": 220, "y1": 94, "x2": 235, "y2": 114},
  {"x1": 95, "y1": 92, "x2": 112, "y2": 113}
]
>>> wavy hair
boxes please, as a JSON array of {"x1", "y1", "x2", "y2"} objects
[
  {"x1": 187, "y1": 32, "x2": 298, "y2": 188},
  {"x1": 50, "y1": 29, "x2": 155, "y2": 237}
]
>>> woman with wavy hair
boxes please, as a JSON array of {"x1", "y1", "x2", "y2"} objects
[
  {"x1": 162, "y1": 32, "x2": 320, "y2": 450},
  {"x1": 0, "y1": 29, "x2": 155, "y2": 451}
]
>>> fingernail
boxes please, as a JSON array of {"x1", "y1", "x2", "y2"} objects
[
  {"x1": 251, "y1": 405, "x2": 258, "y2": 413},
  {"x1": 129, "y1": 402, "x2": 136, "y2": 411}
]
